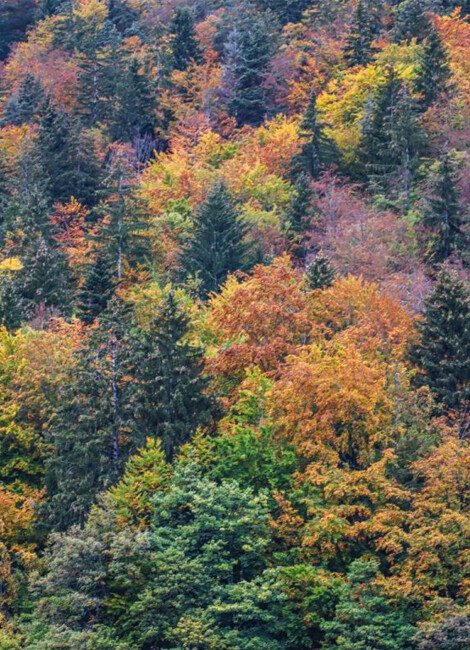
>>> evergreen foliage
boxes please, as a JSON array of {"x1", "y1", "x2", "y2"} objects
[
  {"x1": 414, "y1": 269, "x2": 470, "y2": 414},
  {"x1": 306, "y1": 252, "x2": 337, "y2": 289},
  {"x1": 170, "y1": 7, "x2": 201, "y2": 72},
  {"x1": 183, "y1": 181, "x2": 250, "y2": 297}
]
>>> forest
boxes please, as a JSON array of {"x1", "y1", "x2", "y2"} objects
[{"x1": 0, "y1": 0, "x2": 470, "y2": 647}]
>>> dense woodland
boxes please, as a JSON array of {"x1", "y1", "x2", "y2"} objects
[{"x1": 1, "y1": 0, "x2": 470, "y2": 647}]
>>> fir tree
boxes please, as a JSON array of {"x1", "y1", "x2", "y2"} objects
[
  {"x1": 414, "y1": 25, "x2": 451, "y2": 110},
  {"x1": 183, "y1": 181, "x2": 250, "y2": 298},
  {"x1": 44, "y1": 298, "x2": 134, "y2": 530},
  {"x1": 229, "y1": 18, "x2": 272, "y2": 127},
  {"x1": 343, "y1": 0, "x2": 376, "y2": 67},
  {"x1": 359, "y1": 69, "x2": 423, "y2": 193},
  {"x1": 1, "y1": 73, "x2": 44, "y2": 126},
  {"x1": 284, "y1": 173, "x2": 313, "y2": 261},
  {"x1": 76, "y1": 251, "x2": 115, "y2": 325},
  {"x1": 392, "y1": 0, "x2": 434, "y2": 43},
  {"x1": 293, "y1": 90, "x2": 338, "y2": 179},
  {"x1": 414, "y1": 269, "x2": 470, "y2": 415},
  {"x1": 133, "y1": 291, "x2": 213, "y2": 460},
  {"x1": 170, "y1": 7, "x2": 201, "y2": 72},
  {"x1": 420, "y1": 153, "x2": 466, "y2": 264},
  {"x1": 36, "y1": 98, "x2": 101, "y2": 206},
  {"x1": 306, "y1": 252, "x2": 337, "y2": 290}
]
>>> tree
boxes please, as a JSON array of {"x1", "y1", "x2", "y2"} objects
[
  {"x1": 229, "y1": 18, "x2": 272, "y2": 127},
  {"x1": 343, "y1": 0, "x2": 377, "y2": 67},
  {"x1": 293, "y1": 90, "x2": 338, "y2": 179},
  {"x1": 132, "y1": 291, "x2": 213, "y2": 460},
  {"x1": 415, "y1": 611, "x2": 470, "y2": 649},
  {"x1": 321, "y1": 559, "x2": 417, "y2": 650},
  {"x1": 359, "y1": 68, "x2": 423, "y2": 194},
  {"x1": 76, "y1": 251, "x2": 115, "y2": 325},
  {"x1": 35, "y1": 98, "x2": 101, "y2": 206},
  {"x1": 414, "y1": 24, "x2": 452, "y2": 110},
  {"x1": 1, "y1": 74, "x2": 44, "y2": 126},
  {"x1": 306, "y1": 252, "x2": 337, "y2": 290},
  {"x1": 420, "y1": 153, "x2": 466, "y2": 264},
  {"x1": 284, "y1": 173, "x2": 313, "y2": 260},
  {"x1": 44, "y1": 298, "x2": 134, "y2": 530},
  {"x1": 414, "y1": 269, "x2": 470, "y2": 416},
  {"x1": 170, "y1": 7, "x2": 200, "y2": 72},
  {"x1": 183, "y1": 181, "x2": 250, "y2": 298}
]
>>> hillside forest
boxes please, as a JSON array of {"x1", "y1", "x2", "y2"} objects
[{"x1": 1, "y1": 0, "x2": 470, "y2": 647}]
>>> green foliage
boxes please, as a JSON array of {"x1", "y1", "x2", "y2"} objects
[
  {"x1": 183, "y1": 181, "x2": 250, "y2": 298},
  {"x1": 76, "y1": 251, "x2": 115, "y2": 325},
  {"x1": 321, "y1": 559, "x2": 417, "y2": 650},
  {"x1": 343, "y1": 0, "x2": 377, "y2": 67},
  {"x1": 306, "y1": 252, "x2": 337, "y2": 290},
  {"x1": 419, "y1": 153, "x2": 467, "y2": 264},
  {"x1": 2, "y1": 74, "x2": 44, "y2": 127},
  {"x1": 132, "y1": 290, "x2": 213, "y2": 459},
  {"x1": 414, "y1": 25, "x2": 452, "y2": 109},
  {"x1": 170, "y1": 7, "x2": 200, "y2": 72},
  {"x1": 414, "y1": 269, "x2": 470, "y2": 415}
]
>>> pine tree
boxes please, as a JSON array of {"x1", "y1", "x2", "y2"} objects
[
  {"x1": 414, "y1": 269, "x2": 470, "y2": 415},
  {"x1": 343, "y1": 0, "x2": 376, "y2": 67},
  {"x1": 1, "y1": 73, "x2": 44, "y2": 126},
  {"x1": 293, "y1": 90, "x2": 338, "y2": 179},
  {"x1": 76, "y1": 251, "x2": 115, "y2": 325},
  {"x1": 229, "y1": 18, "x2": 272, "y2": 127},
  {"x1": 170, "y1": 7, "x2": 201, "y2": 72},
  {"x1": 420, "y1": 153, "x2": 466, "y2": 264},
  {"x1": 35, "y1": 98, "x2": 101, "y2": 206},
  {"x1": 414, "y1": 25, "x2": 451, "y2": 110},
  {"x1": 306, "y1": 253, "x2": 337, "y2": 290},
  {"x1": 183, "y1": 181, "x2": 250, "y2": 298},
  {"x1": 132, "y1": 291, "x2": 213, "y2": 460}
]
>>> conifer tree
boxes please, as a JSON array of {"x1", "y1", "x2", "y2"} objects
[
  {"x1": 36, "y1": 98, "x2": 101, "y2": 206},
  {"x1": 414, "y1": 25, "x2": 451, "y2": 110},
  {"x1": 293, "y1": 90, "x2": 338, "y2": 179},
  {"x1": 392, "y1": 0, "x2": 434, "y2": 43},
  {"x1": 76, "y1": 251, "x2": 115, "y2": 325},
  {"x1": 284, "y1": 173, "x2": 313, "y2": 260},
  {"x1": 183, "y1": 181, "x2": 249, "y2": 297},
  {"x1": 133, "y1": 291, "x2": 213, "y2": 460},
  {"x1": 343, "y1": 0, "x2": 376, "y2": 67},
  {"x1": 306, "y1": 253, "x2": 337, "y2": 290},
  {"x1": 414, "y1": 269, "x2": 470, "y2": 415},
  {"x1": 1, "y1": 73, "x2": 44, "y2": 126},
  {"x1": 229, "y1": 18, "x2": 272, "y2": 127},
  {"x1": 170, "y1": 7, "x2": 200, "y2": 71},
  {"x1": 45, "y1": 298, "x2": 134, "y2": 530},
  {"x1": 420, "y1": 153, "x2": 466, "y2": 264},
  {"x1": 359, "y1": 69, "x2": 423, "y2": 193}
]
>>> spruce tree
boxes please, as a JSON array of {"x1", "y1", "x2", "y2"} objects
[
  {"x1": 420, "y1": 153, "x2": 466, "y2": 264},
  {"x1": 414, "y1": 25, "x2": 451, "y2": 110},
  {"x1": 284, "y1": 173, "x2": 313, "y2": 261},
  {"x1": 133, "y1": 291, "x2": 213, "y2": 460},
  {"x1": 229, "y1": 18, "x2": 272, "y2": 127},
  {"x1": 76, "y1": 251, "x2": 115, "y2": 325},
  {"x1": 392, "y1": 0, "x2": 434, "y2": 43},
  {"x1": 414, "y1": 269, "x2": 470, "y2": 414},
  {"x1": 1, "y1": 73, "x2": 44, "y2": 126},
  {"x1": 343, "y1": 0, "x2": 376, "y2": 67},
  {"x1": 170, "y1": 7, "x2": 200, "y2": 71},
  {"x1": 44, "y1": 298, "x2": 134, "y2": 530},
  {"x1": 293, "y1": 90, "x2": 338, "y2": 179},
  {"x1": 306, "y1": 253, "x2": 337, "y2": 290},
  {"x1": 183, "y1": 181, "x2": 249, "y2": 298},
  {"x1": 359, "y1": 69, "x2": 423, "y2": 193},
  {"x1": 36, "y1": 98, "x2": 101, "y2": 206}
]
